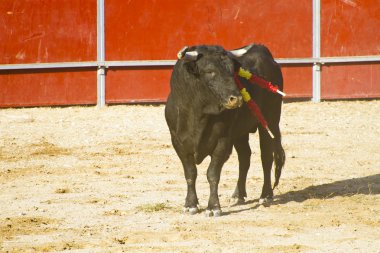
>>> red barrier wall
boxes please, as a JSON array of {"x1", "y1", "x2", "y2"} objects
[
  {"x1": 105, "y1": 0, "x2": 313, "y2": 103},
  {"x1": 321, "y1": 0, "x2": 380, "y2": 57},
  {"x1": 320, "y1": 0, "x2": 380, "y2": 99},
  {"x1": 281, "y1": 65, "x2": 313, "y2": 98},
  {"x1": 106, "y1": 67, "x2": 172, "y2": 103},
  {"x1": 0, "y1": 0, "x2": 97, "y2": 107},
  {"x1": 0, "y1": 0, "x2": 379, "y2": 107},
  {"x1": 0, "y1": 69, "x2": 96, "y2": 107},
  {"x1": 322, "y1": 63, "x2": 380, "y2": 99},
  {"x1": 106, "y1": 0, "x2": 311, "y2": 60},
  {"x1": 0, "y1": 0, "x2": 96, "y2": 64}
]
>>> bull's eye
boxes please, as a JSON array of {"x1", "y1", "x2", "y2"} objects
[{"x1": 205, "y1": 71, "x2": 216, "y2": 78}]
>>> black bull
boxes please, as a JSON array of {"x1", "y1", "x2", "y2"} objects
[{"x1": 165, "y1": 44, "x2": 285, "y2": 216}]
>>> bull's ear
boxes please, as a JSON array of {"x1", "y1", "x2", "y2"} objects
[
  {"x1": 231, "y1": 58, "x2": 241, "y2": 73},
  {"x1": 184, "y1": 59, "x2": 199, "y2": 77},
  {"x1": 229, "y1": 44, "x2": 253, "y2": 58},
  {"x1": 179, "y1": 50, "x2": 201, "y2": 76}
]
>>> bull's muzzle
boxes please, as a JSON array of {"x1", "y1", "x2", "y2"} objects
[{"x1": 224, "y1": 95, "x2": 243, "y2": 109}]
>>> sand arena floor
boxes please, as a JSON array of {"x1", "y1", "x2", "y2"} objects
[{"x1": 0, "y1": 101, "x2": 379, "y2": 252}]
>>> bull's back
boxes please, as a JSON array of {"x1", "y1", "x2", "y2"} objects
[
  {"x1": 241, "y1": 44, "x2": 283, "y2": 90},
  {"x1": 165, "y1": 61, "x2": 185, "y2": 132}
]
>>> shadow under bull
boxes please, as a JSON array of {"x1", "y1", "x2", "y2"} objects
[
  {"x1": 225, "y1": 174, "x2": 380, "y2": 215},
  {"x1": 274, "y1": 173, "x2": 380, "y2": 204}
]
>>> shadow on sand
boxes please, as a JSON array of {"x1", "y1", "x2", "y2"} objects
[{"x1": 224, "y1": 173, "x2": 380, "y2": 215}]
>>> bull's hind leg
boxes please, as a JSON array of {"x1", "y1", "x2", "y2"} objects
[
  {"x1": 258, "y1": 127, "x2": 274, "y2": 204},
  {"x1": 231, "y1": 134, "x2": 251, "y2": 204}
]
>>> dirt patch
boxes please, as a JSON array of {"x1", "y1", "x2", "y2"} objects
[
  {"x1": 0, "y1": 101, "x2": 379, "y2": 252},
  {"x1": 1, "y1": 216, "x2": 58, "y2": 240}
]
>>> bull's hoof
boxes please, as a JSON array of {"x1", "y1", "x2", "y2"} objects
[
  {"x1": 213, "y1": 209, "x2": 222, "y2": 217},
  {"x1": 229, "y1": 197, "x2": 245, "y2": 207},
  {"x1": 183, "y1": 206, "x2": 199, "y2": 215},
  {"x1": 189, "y1": 207, "x2": 199, "y2": 215},
  {"x1": 259, "y1": 197, "x2": 273, "y2": 206},
  {"x1": 205, "y1": 209, "x2": 213, "y2": 217},
  {"x1": 205, "y1": 209, "x2": 222, "y2": 217}
]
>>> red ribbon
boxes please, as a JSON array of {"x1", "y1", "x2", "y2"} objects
[
  {"x1": 249, "y1": 74, "x2": 279, "y2": 94},
  {"x1": 234, "y1": 74, "x2": 273, "y2": 138},
  {"x1": 238, "y1": 67, "x2": 285, "y2": 97}
]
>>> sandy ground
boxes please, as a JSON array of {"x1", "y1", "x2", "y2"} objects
[{"x1": 0, "y1": 101, "x2": 379, "y2": 252}]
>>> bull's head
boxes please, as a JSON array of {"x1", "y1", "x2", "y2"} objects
[{"x1": 178, "y1": 45, "x2": 243, "y2": 111}]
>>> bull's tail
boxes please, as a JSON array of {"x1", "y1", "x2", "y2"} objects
[{"x1": 273, "y1": 137, "x2": 285, "y2": 189}]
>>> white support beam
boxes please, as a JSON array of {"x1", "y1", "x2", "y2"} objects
[
  {"x1": 97, "y1": 0, "x2": 106, "y2": 107},
  {"x1": 312, "y1": 0, "x2": 321, "y2": 102}
]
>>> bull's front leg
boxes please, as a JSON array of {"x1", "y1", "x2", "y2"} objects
[
  {"x1": 180, "y1": 154, "x2": 199, "y2": 215},
  {"x1": 171, "y1": 137, "x2": 199, "y2": 215},
  {"x1": 206, "y1": 138, "x2": 232, "y2": 217}
]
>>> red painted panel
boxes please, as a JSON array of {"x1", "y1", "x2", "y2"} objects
[
  {"x1": 0, "y1": 0, "x2": 96, "y2": 64},
  {"x1": 106, "y1": 0, "x2": 313, "y2": 102},
  {"x1": 0, "y1": 69, "x2": 97, "y2": 107},
  {"x1": 106, "y1": 67, "x2": 172, "y2": 103},
  {"x1": 321, "y1": 63, "x2": 380, "y2": 99},
  {"x1": 106, "y1": 0, "x2": 312, "y2": 60},
  {"x1": 281, "y1": 65, "x2": 313, "y2": 98},
  {"x1": 321, "y1": 0, "x2": 380, "y2": 57}
]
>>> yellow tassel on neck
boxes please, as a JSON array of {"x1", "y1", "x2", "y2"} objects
[
  {"x1": 240, "y1": 88, "x2": 251, "y2": 102},
  {"x1": 238, "y1": 68, "x2": 252, "y2": 80}
]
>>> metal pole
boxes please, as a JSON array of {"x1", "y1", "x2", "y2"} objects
[
  {"x1": 97, "y1": 0, "x2": 106, "y2": 107},
  {"x1": 312, "y1": 0, "x2": 321, "y2": 102}
]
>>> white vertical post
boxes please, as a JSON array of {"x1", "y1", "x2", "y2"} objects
[
  {"x1": 97, "y1": 0, "x2": 106, "y2": 107},
  {"x1": 312, "y1": 0, "x2": 321, "y2": 102}
]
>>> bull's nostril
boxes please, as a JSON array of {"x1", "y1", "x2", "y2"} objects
[
  {"x1": 224, "y1": 95, "x2": 243, "y2": 109},
  {"x1": 229, "y1": 96, "x2": 238, "y2": 104}
]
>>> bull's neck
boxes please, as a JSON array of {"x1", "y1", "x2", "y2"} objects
[
  {"x1": 189, "y1": 107, "x2": 209, "y2": 155},
  {"x1": 175, "y1": 102, "x2": 209, "y2": 154}
]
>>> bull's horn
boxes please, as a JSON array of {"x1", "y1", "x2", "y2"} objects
[
  {"x1": 229, "y1": 44, "x2": 253, "y2": 57},
  {"x1": 177, "y1": 46, "x2": 189, "y2": 59},
  {"x1": 183, "y1": 51, "x2": 199, "y2": 61}
]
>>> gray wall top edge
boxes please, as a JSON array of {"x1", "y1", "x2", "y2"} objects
[
  {"x1": 105, "y1": 60, "x2": 177, "y2": 67},
  {"x1": 319, "y1": 56, "x2": 380, "y2": 64},
  {"x1": 0, "y1": 62, "x2": 98, "y2": 70}
]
